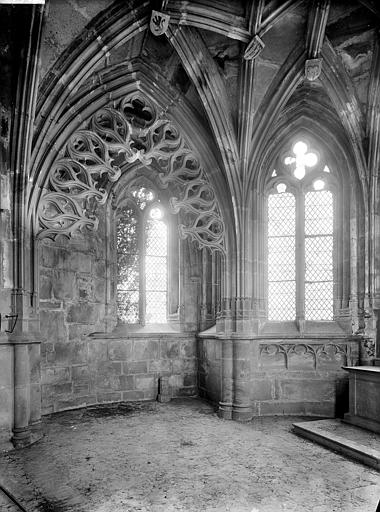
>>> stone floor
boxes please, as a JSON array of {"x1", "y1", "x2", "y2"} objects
[{"x1": 0, "y1": 398, "x2": 379, "y2": 512}]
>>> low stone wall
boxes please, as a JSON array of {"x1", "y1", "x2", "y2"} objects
[
  {"x1": 41, "y1": 332, "x2": 197, "y2": 414},
  {"x1": 198, "y1": 335, "x2": 360, "y2": 418},
  {"x1": 254, "y1": 338, "x2": 359, "y2": 417}
]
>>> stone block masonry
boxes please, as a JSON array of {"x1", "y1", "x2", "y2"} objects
[
  {"x1": 40, "y1": 333, "x2": 197, "y2": 414},
  {"x1": 0, "y1": 341, "x2": 13, "y2": 446},
  {"x1": 38, "y1": 213, "x2": 198, "y2": 415},
  {"x1": 198, "y1": 335, "x2": 360, "y2": 418}
]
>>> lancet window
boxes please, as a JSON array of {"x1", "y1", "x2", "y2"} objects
[
  {"x1": 116, "y1": 186, "x2": 168, "y2": 324},
  {"x1": 266, "y1": 139, "x2": 336, "y2": 322}
]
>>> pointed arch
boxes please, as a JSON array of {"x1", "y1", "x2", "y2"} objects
[{"x1": 30, "y1": 63, "x2": 234, "y2": 253}]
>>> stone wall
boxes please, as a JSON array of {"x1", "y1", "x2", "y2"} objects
[
  {"x1": 39, "y1": 213, "x2": 200, "y2": 414},
  {"x1": 0, "y1": 6, "x2": 16, "y2": 446},
  {"x1": 39, "y1": 0, "x2": 113, "y2": 80},
  {"x1": 39, "y1": 230, "x2": 107, "y2": 413},
  {"x1": 198, "y1": 335, "x2": 360, "y2": 418},
  {"x1": 0, "y1": 342, "x2": 13, "y2": 446},
  {"x1": 39, "y1": 232, "x2": 108, "y2": 342},
  {"x1": 40, "y1": 332, "x2": 197, "y2": 414},
  {"x1": 197, "y1": 336, "x2": 222, "y2": 404}
]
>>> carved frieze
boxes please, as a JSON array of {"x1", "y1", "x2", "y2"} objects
[
  {"x1": 259, "y1": 341, "x2": 359, "y2": 370},
  {"x1": 37, "y1": 94, "x2": 226, "y2": 253}
]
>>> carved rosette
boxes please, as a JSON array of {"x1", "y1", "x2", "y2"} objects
[{"x1": 37, "y1": 94, "x2": 226, "y2": 253}]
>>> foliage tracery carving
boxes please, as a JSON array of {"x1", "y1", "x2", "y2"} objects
[{"x1": 38, "y1": 94, "x2": 225, "y2": 253}]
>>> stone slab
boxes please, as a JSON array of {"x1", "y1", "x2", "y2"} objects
[
  {"x1": 343, "y1": 414, "x2": 380, "y2": 434},
  {"x1": 343, "y1": 365, "x2": 380, "y2": 433},
  {"x1": 293, "y1": 418, "x2": 380, "y2": 471}
]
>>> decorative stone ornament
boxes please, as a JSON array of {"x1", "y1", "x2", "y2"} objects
[
  {"x1": 244, "y1": 34, "x2": 265, "y2": 60},
  {"x1": 38, "y1": 94, "x2": 226, "y2": 254},
  {"x1": 305, "y1": 58, "x2": 322, "y2": 81},
  {"x1": 150, "y1": 10, "x2": 170, "y2": 36}
]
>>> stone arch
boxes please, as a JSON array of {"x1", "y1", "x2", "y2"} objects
[
  {"x1": 249, "y1": 105, "x2": 367, "y2": 335},
  {"x1": 34, "y1": 92, "x2": 227, "y2": 254}
]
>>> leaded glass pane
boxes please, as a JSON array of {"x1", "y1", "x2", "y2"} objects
[
  {"x1": 146, "y1": 218, "x2": 167, "y2": 256},
  {"x1": 305, "y1": 190, "x2": 334, "y2": 320},
  {"x1": 267, "y1": 192, "x2": 296, "y2": 320},
  {"x1": 268, "y1": 281, "x2": 296, "y2": 321},
  {"x1": 305, "y1": 190, "x2": 333, "y2": 235},
  {"x1": 268, "y1": 237, "x2": 295, "y2": 281},
  {"x1": 145, "y1": 216, "x2": 167, "y2": 323},
  {"x1": 146, "y1": 292, "x2": 167, "y2": 323},
  {"x1": 118, "y1": 260, "x2": 139, "y2": 289},
  {"x1": 268, "y1": 193, "x2": 295, "y2": 236},
  {"x1": 305, "y1": 282, "x2": 333, "y2": 321},
  {"x1": 305, "y1": 237, "x2": 333, "y2": 282},
  {"x1": 117, "y1": 291, "x2": 139, "y2": 323},
  {"x1": 117, "y1": 206, "x2": 139, "y2": 323},
  {"x1": 146, "y1": 257, "x2": 167, "y2": 289}
]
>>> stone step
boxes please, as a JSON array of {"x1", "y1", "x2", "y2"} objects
[{"x1": 292, "y1": 419, "x2": 380, "y2": 471}]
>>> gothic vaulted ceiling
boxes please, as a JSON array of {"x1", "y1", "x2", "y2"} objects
[{"x1": 25, "y1": 0, "x2": 379, "y2": 254}]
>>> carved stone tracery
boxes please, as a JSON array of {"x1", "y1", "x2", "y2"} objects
[
  {"x1": 37, "y1": 94, "x2": 226, "y2": 253},
  {"x1": 259, "y1": 341, "x2": 359, "y2": 370}
]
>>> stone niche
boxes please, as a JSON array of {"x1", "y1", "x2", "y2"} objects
[{"x1": 198, "y1": 333, "x2": 360, "y2": 418}]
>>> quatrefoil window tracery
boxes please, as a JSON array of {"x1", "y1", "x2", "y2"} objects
[
  {"x1": 267, "y1": 139, "x2": 336, "y2": 322},
  {"x1": 284, "y1": 140, "x2": 318, "y2": 180}
]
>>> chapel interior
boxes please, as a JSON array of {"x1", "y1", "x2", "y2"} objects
[{"x1": 1, "y1": 0, "x2": 380, "y2": 511}]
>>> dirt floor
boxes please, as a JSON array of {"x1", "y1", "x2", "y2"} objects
[{"x1": 0, "y1": 398, "x2": 379, "y2": 512}]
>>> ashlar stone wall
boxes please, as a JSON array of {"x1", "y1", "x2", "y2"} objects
[
  {"x1": 40, "y1": 331, "x2": 197, "y2": 414},
  {"x1": 39, "y1": 224, "x2": 198, "y2": 414},
  {"x1": 198, "y1": 335, "x2": 360, "y2": 418},
  {"x1": 39, "y1": 226, "x2": 108, "y2": 413}
]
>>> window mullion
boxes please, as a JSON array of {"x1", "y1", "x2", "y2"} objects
[{"x1": 296, "y1": 192, "x2": 305, "y2": 323}]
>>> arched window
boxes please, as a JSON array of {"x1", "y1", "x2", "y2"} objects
[
  {"x1": 267, "y1": 139, "x2": 335, "y2": 322},
  {"x1": 116, "y1": 186, "x2": 168, "y2": 325}
]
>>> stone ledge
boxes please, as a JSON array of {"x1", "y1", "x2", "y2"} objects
[
  {"x1": 293, "y1": 419, "x2": 380, "y2": 471},
  {"x1": 343, "y1": 414, "x2": 380, "y2": 434},
  {"x1": 89, "y1": 328, "x2": 195, "y2": 339}
]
